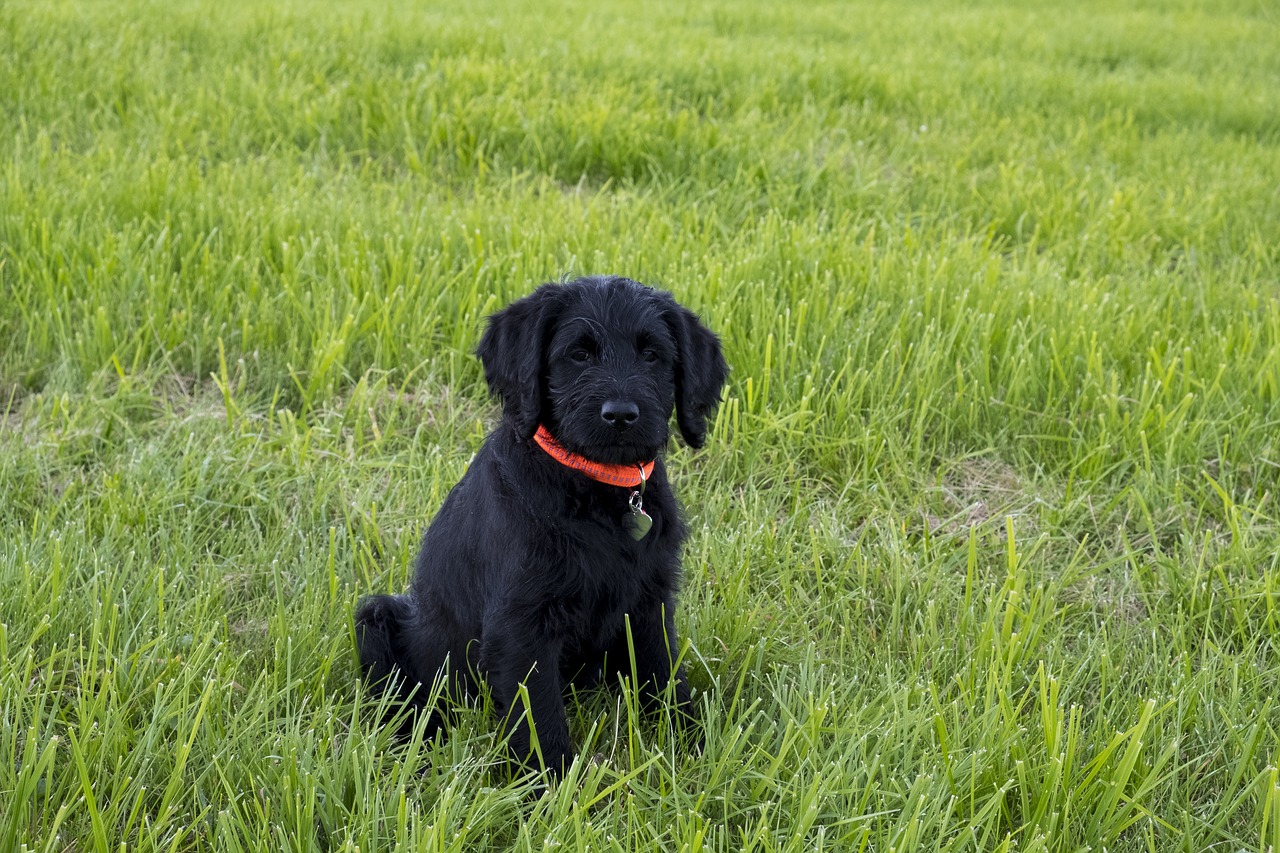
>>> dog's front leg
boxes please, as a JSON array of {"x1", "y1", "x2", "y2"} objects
[
  {"x1": 614, "y1": 604, "x2": 700, "y2": 745},
  {"x1": 483, "y1": 631, "x2": 573, "y2": 778}
]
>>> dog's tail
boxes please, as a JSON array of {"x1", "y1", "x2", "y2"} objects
[{"x1": 354, "y1": 593, "x2": 438, "y2": 738}]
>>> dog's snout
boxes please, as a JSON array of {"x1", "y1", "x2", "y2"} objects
[{"x1": 600, "y1": 400, "x2": 640, "y2": 430}]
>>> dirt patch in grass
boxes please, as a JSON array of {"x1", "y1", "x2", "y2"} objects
[{"x1": 924, "y1": 456, "x2": 1045, "y2": 538}]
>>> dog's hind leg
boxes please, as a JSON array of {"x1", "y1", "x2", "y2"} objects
[{"x1": 354, "y1": 593, "x2": 444, "y2": 739}]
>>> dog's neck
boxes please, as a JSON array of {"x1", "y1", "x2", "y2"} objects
[{"x1": 531, "y1": 425, "x2": 655, "y2": 488}]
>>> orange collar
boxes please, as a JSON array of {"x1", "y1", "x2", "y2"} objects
[{"x1": 532, "y1": 425, "x2": 655, "y2": 488}]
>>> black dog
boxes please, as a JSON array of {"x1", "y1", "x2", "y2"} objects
[{"x1": 354, "y1": 275, "x2": 727, "y2": 777}]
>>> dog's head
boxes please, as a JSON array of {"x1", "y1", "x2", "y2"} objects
[{"x1": 476, "y1": 276, "x2": 728, "y2": 465}]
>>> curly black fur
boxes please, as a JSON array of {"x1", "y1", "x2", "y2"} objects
[{"x1": 354, "y1": 275, "x2": 728, "y2": 777}]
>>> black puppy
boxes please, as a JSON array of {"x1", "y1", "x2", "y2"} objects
[{"x1": 354, "y1": 275, "x2": 727, "y2": 777}]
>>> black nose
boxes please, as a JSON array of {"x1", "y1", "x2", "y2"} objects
[{"x1": 600, "y1": 400, "x2": 640, "y2": 430}]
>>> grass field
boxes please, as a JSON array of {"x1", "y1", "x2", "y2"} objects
[{"x1": 3, "y1": 0, "x2": 1280, "y2": 849}]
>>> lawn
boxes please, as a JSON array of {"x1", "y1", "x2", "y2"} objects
[{"x1": 2, "y1": 0, "x2": 1280, "y2": 849}]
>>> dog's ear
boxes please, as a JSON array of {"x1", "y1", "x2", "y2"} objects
[
  {"x1": 661, "y1": 295, "x2": 728, "y2": 449},
  {"x1": 476, "y1": 285, "x2": 563, "y2": 439}
]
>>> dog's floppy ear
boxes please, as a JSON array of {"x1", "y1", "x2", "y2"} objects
[
  {"x1": 661, "y1": 295, "x2": 729, "y2": 449},
  {"x1": 476, "y1": 284, "x2": 563, "y2": 439}
]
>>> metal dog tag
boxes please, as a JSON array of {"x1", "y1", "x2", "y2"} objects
[
  {"x1": 626, "y1": 488, "x2": 653, "y2": 541},
  {"x1": 624, "y1": 464, "x2": 653, "y2": 541}
]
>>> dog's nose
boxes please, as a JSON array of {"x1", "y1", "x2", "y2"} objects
[{"x1": 600, "y1": 400, "x2": 640, "y2": 430}]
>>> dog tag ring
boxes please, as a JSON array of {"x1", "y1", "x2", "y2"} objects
[
  {"x1": 626, "y1": 463, "x2": 652, "y2": 540},
  {"x1": 627, "y1": 490, "x2": 653, "y2": 540}
]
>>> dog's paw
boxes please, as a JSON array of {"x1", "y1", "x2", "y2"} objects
[
  {"x1": 541, "y1": 746, "x2": 575, "y2": 781},
  {"x1": 505, "y1": 736, "x2": 575, "y2": 782}
]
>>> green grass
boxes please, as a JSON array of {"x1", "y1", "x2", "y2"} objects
[{"x1": 3, "y1": 0, "x2": 1280, "y2": 848}]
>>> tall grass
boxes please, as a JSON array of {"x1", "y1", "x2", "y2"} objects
[{"x1": 2, "y1": 0, "x2": 1279, "y2": 849}]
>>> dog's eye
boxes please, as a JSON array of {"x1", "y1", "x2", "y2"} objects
[
  {"x1": 570, "y1": 350, "x2": 591, "y2": 364},
  {"x1": 641, "y1": 348, "x2": 659, "y2": 363}
]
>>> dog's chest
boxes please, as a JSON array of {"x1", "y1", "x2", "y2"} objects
[{"x1": 548, "y1": 531, "x2": 670, "y2": 647}]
